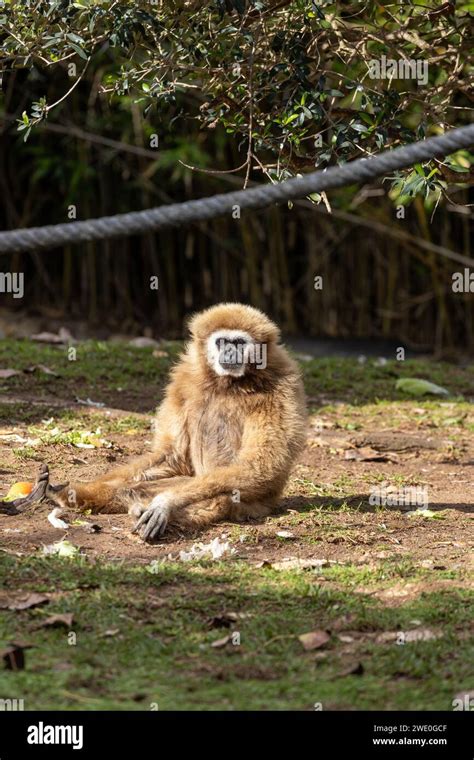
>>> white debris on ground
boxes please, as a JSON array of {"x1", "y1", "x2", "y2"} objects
[
  {"x1": 75, "y1": 397, "x2": 106, "y2": 408},
  {"x1": 42, "y1": 540, "x2": 79, "y2": 557},
  {"x1": 47, "y1": 508, "x2": 69, "y2": 530},
  {"x1": 178, "y1": 537, "x2": 236, "y2": 561}
]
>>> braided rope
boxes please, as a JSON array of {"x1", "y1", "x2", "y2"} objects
[{"x1": 0, "y1": 124, "x2": 473, "y2": 253}]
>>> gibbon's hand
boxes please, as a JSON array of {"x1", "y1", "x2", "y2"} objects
[{"x1": 132, "y1": 493, "x2": 171, "y2": 541}]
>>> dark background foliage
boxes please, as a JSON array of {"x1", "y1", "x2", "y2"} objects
[{"x1": 0, "y1": 0, "x2": 472, "y2": 351}]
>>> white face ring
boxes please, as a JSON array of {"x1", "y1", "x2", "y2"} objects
[{"x1": 206, "y1": 329, "x2": 253, "y2": 377}]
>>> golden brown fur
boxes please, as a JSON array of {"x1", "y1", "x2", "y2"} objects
[{"x1": 51, "y1": 303, "x2": 307, "y2": 541}]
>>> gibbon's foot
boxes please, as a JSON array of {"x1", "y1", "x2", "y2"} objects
[
  {"x1": 1, "y1": 464, "x2": 67, "y2": 515},
  {"x1": 132, "y1": 493, "x2": 171, "y2": 541}
]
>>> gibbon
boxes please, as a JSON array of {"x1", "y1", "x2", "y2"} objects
[{"x1": 47, "y1": 303, "x2": 307, "y2": 541}]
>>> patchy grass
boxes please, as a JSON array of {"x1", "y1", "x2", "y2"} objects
[
  {"x1": 0, "y1": 339, "x2": 180, "y2": 412},
  {"x1": 0, "y1": 341, "x2": 473, "y2": 710},
  {"x1": 0, "y1": 554, "x2": 472, "y2": 711},
  {"x1": 0, "y1": 339, "x2": 472, "y2": 407},
  {"x1": 301, "y1": 356, "x2": 474, "y2": 406}
]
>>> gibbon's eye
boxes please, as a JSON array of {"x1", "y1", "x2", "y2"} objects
[{"x1": 215, "y1": 337, "x2": 225, "y2": 348}]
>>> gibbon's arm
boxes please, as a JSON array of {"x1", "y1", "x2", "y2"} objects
[
  {"x1": 134, "y1": 408, "x2": 292, "y2": 538},
  {"x1": 45, "y1": 393, "x2": 185, "y2": 515}
]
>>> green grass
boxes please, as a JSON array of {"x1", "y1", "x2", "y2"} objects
[
  {"x1": 1, "y1": 342, "x2": 473, "y2": 710},
  {"x1": 0, "y1": 554, "x2": 472, "y2": 710},
  {"x1": 0, "y1": 338, "x2": 472, "y2": 404},
  {"x1": 301, "y1": 356, "x2": 474, "y2": 405},
  {"x1": 0, "y1": 338, "x2": 180, "y2": 399}
]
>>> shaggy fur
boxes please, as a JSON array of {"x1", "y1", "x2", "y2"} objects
[{"x1": 51, "y1": 303, "x2": 307, "y2": 541}]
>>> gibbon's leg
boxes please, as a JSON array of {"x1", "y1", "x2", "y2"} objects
[
  {"x1": 49, "y1": 454, "x2": 182, "y2": 515},
  {"x1": 134, "y1": 459, "x2": 283, "y2": 540}
]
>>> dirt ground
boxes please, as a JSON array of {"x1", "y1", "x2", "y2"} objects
[
  {"x1": 1, "y1": 344, "x2": 473, "y2": 710},
  {"x1": 1, "y1": 392, "x2": 473, "y2": 579}
]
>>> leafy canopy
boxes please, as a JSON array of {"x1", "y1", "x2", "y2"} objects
[{"x1": 1, "y1": 0, "x2": 472, "y2": 201}]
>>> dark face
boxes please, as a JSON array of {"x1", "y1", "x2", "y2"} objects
[
  {"x1": 216, "y1": 336, "x2": 249, "y2": 371},
  {"x1": 206, "y1": 329, "x2": 254, "y2": 377}
]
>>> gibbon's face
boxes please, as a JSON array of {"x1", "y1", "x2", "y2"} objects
[
  {"x1": 206, "y1": 329, "x2": 254, "y2": 377},
  {"x1": 189, "y1": 303, "x2": 279, "y2": 378}
]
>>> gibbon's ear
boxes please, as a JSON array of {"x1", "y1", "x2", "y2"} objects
[{"x1": 187, "y1": 311, "x2": 204, "y2": 342}]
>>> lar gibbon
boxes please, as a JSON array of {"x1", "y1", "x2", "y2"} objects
[{"x1": 46, "y1": 303, "x2": 307, "y2": 541}]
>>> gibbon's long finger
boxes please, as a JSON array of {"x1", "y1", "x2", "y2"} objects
[
  {"x1": 133, "y1": 504, "x2": 169, "y2": 541},
  {"x1": 132, "y1": 493, "x2": 170, "y2": 539},
  {"x1": 131, "y1": 509, "x2": 149, "y2": 533}
]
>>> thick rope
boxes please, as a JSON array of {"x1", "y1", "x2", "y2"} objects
[{"x1": 0, "y1": 124, "x2": 473, "y2": 253}]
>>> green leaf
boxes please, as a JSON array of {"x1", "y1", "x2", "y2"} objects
[
  {"x1": 69, "y1": 42, "x2": 88, "y2": 60},
  {"x1": 408, "y1": 509, "x2": 446, "y2": 520},
  {"x1": 43, "y1": 540, "x2": 79, "y2": 558},
  {"x1": 66, "y1": 32, "x2": 85, "y2": 44},
  {"x1": 395, "y1": 378, "x2": 449, "y2": 396}
]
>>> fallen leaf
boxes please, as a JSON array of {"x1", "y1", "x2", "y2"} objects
[
  {"x1": 24, "y1": 364, "x2": 59, "y2": 377},
  {"x1": 396, "y1": 378, "x2": 449, "y2": 396},
  {"x1": 276, "y1": 530, "x2": 295, "y2": 539},
  {"x1": 271, "y1": 557, "x2": 329, "y2": 571},
  {"x1": 298, "y1": 630, "x2": 331, "y2": 651},
  {"x1": 38, "y1": 614, "x2": 74, "y2": 629},
  {"x1": 0, "y1": 593, "x2": 50, "y2": 611},
  {"x1": 408, "y1": 509, "x2": 446, "y2": 519},
  {"x1": 211, "y1": 635, "x2": 231, "y2": 648},
  {"x1": 344, "y1": 447, "x2": 393, "y2": 462},
  {"x1": 42, "y1": 540, "x2": 79, "y2": 558},
  {"x1": 0, "y1": 433, "x2": 25, "y2": 443},
  {"x1": 0, "y1": 369, "x2": 21, "y2": 379},
  {"x1": 30, "y1": 328, "x2": 72, "y2": 344},
  {"x1": 336, "y1": 662, "x2": 364, "y2": 677}
]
